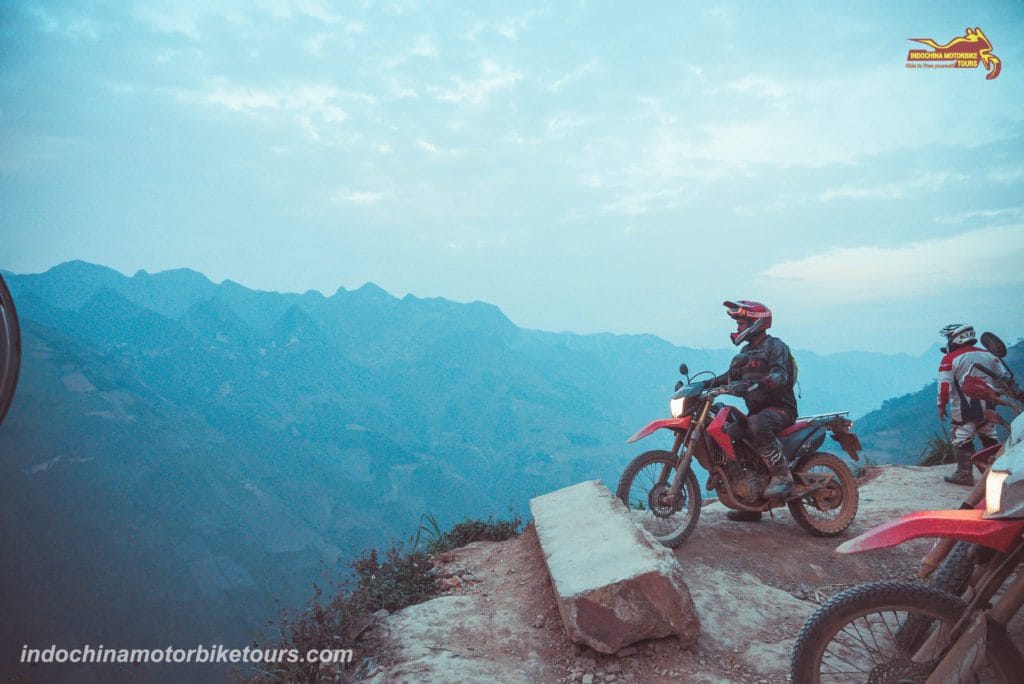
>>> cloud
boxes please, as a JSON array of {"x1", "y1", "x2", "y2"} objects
[
  {"x1": 464, "y1": 10, "x2": 542, "y2": 42},
  {"x1": 331, "y1": 190, "x2": 387, "y2": 205},
  {"x1": 415, "y1": 140, "x2": 467, "y2": 157},
  {"x1": 704, "y1": 6, "x2": 736, "y2": 29},
  {"x1": 987, "y1": 166, "x2": 1024, "y2": 184},
  {"x1": 410, "y1": 34, "x2": 439, "y2": 58},
  {"x1": 758, "y1": 225, "x2": 1024, "y2": 303},
  {"x1": 934, "y1": 207, "x2": 1024, "y2": 225},
  {"x1": 185, "y1": 80, "x2": 350, "y2": 140},
  {"x1": 134, "y1": 1, "x2": 340, "y2": 39},
  {"x1": 578, "y1": 65, "x2": 1021, "y2": 215},
  {"x1": 381, "y1": 33, "x2": 440, "y2": 70},
  {"x1": 818, "y1": 173, "x2": 960, "y2": 202},
  {"x1": 304, "y1": 33, "x2": 330, "y2": 57},
  {"x1": 545, "y1": 114, "x2": 595, "y2": 139},
  {"x1": 547, "y1": 59, "x2": 598, "y2": 93},
  {"x1": 600, "y1": 188, "x2": 688, "y2": 216},
  {"x1": 428, "y1": 60, "x2": 522, "y2": 106}
]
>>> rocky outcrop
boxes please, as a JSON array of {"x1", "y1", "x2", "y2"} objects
[
  {"x1": 529, "y1": 480, "x2": 700, "y2": 653},
  {"x1": 366, "y1": 465, "x2": 1020, "y2": 682}
]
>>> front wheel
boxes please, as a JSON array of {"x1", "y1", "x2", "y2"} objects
[
  {"x1": 788, "y1": 452, "x2": 858, "y2": 537},
  {"x1": 616, "y1": 449, "x2": 701, "y2": 548},
  {"x1": 791, "y1": 580, "x2": 1021, "y2": 683}
]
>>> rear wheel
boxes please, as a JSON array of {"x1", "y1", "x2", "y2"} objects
[
  {"x1": 616, "y1": 449, "x2": 701, "y2": 548},
  {"x1": 927, "y1": 541, "x2": 975, "y2": 595},
  {"x1": 898, "y1": 542, "x2": 976, "y2": 648},
  {"x1": 788, "y1": 452, "x2": 858, "y2": 537}
]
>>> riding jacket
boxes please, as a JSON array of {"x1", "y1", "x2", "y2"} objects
[
  {"x1": 712, "y1": 334, "x2": 798, "y2": 415},
  {"x1": 937, "y1": 345, "x2": 1009, "y2": 424}
]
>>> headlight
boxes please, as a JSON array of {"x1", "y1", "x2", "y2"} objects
[
  {"x1": 670, "y1": 396, "x2": 686, "y2": 418},
  {"x1": 986, "y1": 469, "x2": 1010, "y2": 517}
]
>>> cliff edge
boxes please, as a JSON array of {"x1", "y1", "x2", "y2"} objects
[{"x1": 357, "y1": 465, "x2": 1022, "y2": 683}]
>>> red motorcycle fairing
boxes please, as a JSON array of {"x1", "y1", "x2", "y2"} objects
[
  {"x1": 972, "y1": 442, "x2": 1003, "y2": 468},
  {"x1": 706, "y1": 406, "x2": 736, "y2": 461},
  {"x1": 836, "y1": 509, "x2": 1024, "y2": 555},
  {"x1": 626, "y1": 416, "x2": 692, "y2": 444}
]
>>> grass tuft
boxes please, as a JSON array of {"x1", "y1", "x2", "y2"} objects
[{"x1": 918, "y1": 433, "x2": 956, "y2": 467}]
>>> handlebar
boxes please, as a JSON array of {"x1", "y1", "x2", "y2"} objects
[{"x1": 702, "y1": 382, "x2": 759, "y2": 399}]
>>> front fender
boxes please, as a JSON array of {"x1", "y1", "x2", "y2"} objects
[
  {"x1": 627, "y1": 416, "x2": 691, "y2": 444},
  {"x1": 836, "y1": 509, "x2": 1024, "y2": 555}
]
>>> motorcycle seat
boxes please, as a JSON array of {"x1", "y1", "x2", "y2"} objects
[{"x1": 777, "y1": 421, "x2": 811, "y2": 437}]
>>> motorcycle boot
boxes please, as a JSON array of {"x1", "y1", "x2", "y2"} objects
[
  {"x1": 943, "y1": 443, "x2": 975, "y2": 487},
  {"x1": 761, "y1": 449, "x2": 794, "y2": 499},
  {"x1": 725, "y1": 509, "x2": 763, "y2": 522}
]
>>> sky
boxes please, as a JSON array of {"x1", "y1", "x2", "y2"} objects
[{"x1": 2, "y1": 1, "x2": 1023, "y2": 354}]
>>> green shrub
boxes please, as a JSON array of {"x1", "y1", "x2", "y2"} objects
[
  {"x1": 415, "y1": 512, "x2": 523, "y2": 554},
  {"x1": 919, "y1": 433, "x2": 955, "y2": 467}
]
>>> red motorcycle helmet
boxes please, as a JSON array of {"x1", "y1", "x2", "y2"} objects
[{"x1": 724, "y1": 300, "x2": 772, "y2": 346}]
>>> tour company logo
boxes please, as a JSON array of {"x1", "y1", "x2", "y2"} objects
[{"x1": 905, "y1": 27, "x2": 1001, "y2": 80}]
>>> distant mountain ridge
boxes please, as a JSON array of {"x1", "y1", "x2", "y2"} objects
[{"x1": 0, "y1": 261, "x2": 940, "y2": 680}]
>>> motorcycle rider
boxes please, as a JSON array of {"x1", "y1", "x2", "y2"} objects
[
  {"x1": 937, "y1": 323, "x2": 1008, "y2": 486},
  {"x1": 710, "y1": 300, "x2": 799, "y2": 521}
]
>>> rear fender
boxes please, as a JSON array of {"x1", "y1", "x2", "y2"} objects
[
  {"x1": 836, "y1": 509, "x2": 1024, "y2": 555},
  {"x1": 627, "y1": 416, "x2": 692, "y2": 444},
  {"x1": 830, "y1": 430, "x2": 862, "y2": 461}
]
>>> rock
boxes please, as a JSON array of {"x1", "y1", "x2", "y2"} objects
[
  {"x1": 576, "y1": 656, "x2": 597, "y2": 670},
  {"x1": 372, "y1": 609, "x2": 390, "y2": 619},
  {"x1": 530, "y1": 481, "x2": 700, "y2": 654},
  {"x1": 615, "y1": 646, "x2": 638, "y2": 658},
  {"x1": 533, "y1": 614, "x2": 545, "y2": 628},
  {"x1": 582, "y1": 675, "x2": 595, "y2": 684}
]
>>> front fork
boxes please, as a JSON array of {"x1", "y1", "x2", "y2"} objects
[{"x1": 660, "y1": 401, "x2": 713, "y2": 505}]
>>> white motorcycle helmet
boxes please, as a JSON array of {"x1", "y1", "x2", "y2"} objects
[{"x1": 940, "y1": 323, "x2": 977, "y2": 352}]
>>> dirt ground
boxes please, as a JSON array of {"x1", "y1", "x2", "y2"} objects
[{"x1": 356, "y1": 464, "x2": 1020, "y2": 683}]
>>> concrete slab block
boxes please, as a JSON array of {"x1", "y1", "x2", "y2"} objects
[{"x1": 530, "y1": 480, "x2": 700, "y2": 653}]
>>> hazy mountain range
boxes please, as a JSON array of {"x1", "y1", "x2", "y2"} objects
[{"x1": 0, "y1": 260, "x2": 963, "y2": 678}]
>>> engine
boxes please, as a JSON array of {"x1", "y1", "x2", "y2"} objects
[{"x1": 725, "y1": 446, "x2": 768, "y2": 504}]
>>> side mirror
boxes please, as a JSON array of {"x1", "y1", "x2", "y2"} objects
[
  {"x1": 981, "y1": 332, "x2": 1008, "y2": 359},
  {"x1": 678, "y1": 363, "x2": 689, "y2": 376},
  {"x1": 674, "y1": 380, "x2": 684, "y2": 391}
]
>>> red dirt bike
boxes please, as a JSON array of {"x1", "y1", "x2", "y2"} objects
[
  {"x1": 790, "y1": 333, "x2": 1024, "y2": 683},
  {"x1": 616, "y1": 364, "x2": 862, "y2": 547}
]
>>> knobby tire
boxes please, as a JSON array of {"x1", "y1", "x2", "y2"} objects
[
  {"x1": 616, "y1": 450, "x2": 701, "y2": 548},
  {"x1": 788, "y1": 452, "x2": 858, "y2": 537}
]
